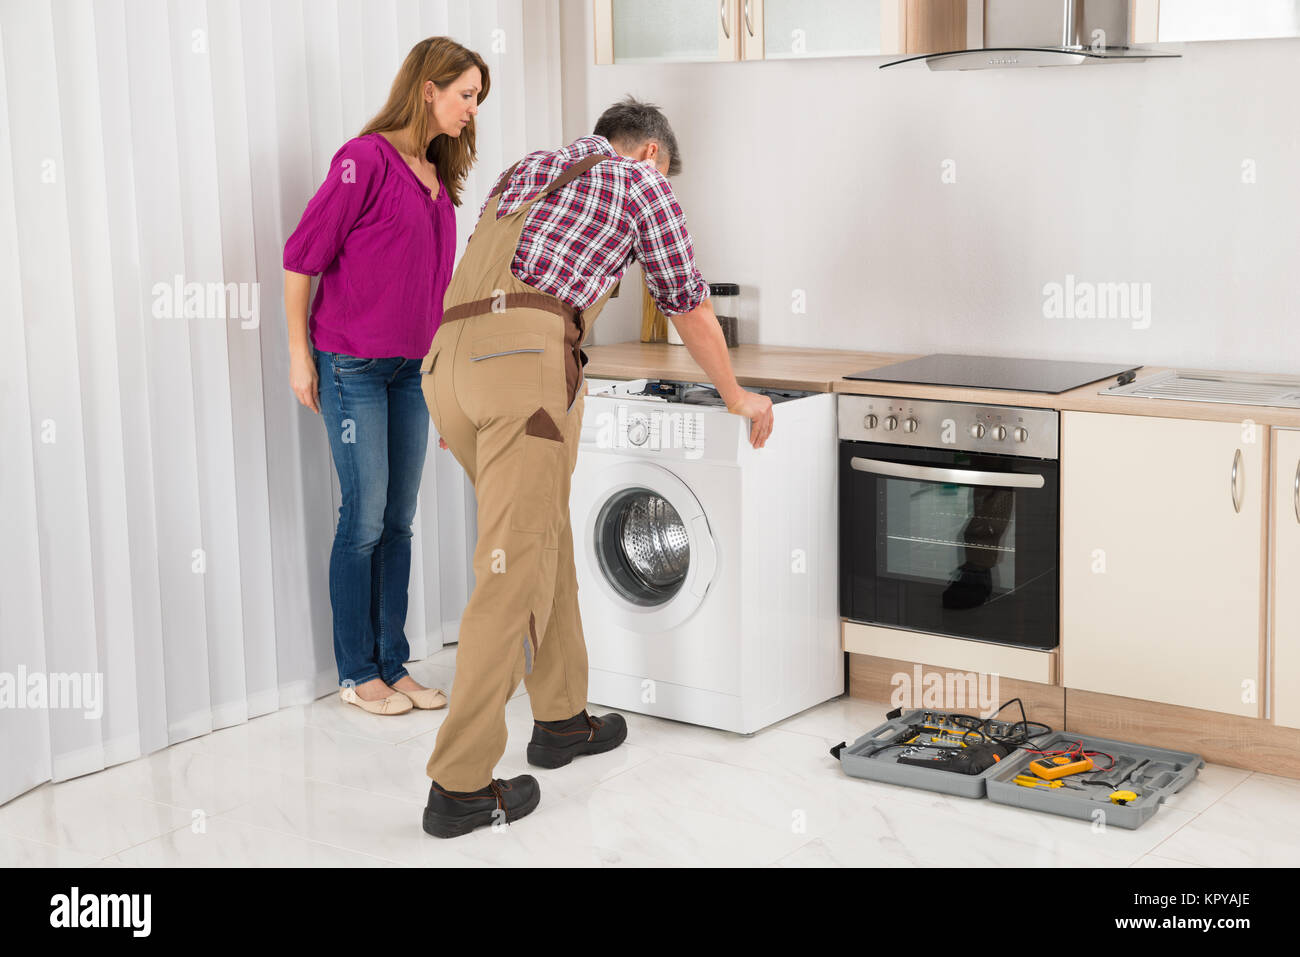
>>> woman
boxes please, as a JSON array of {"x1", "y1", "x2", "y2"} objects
[{"x1": 283, "y1": 37, "x2": 489, "y2": 715}]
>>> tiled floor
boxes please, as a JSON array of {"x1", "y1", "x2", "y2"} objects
[{"x1": 1, "y1": 647, "x2": 1293, "y2": 867}]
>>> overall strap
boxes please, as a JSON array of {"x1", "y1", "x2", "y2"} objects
[
  {"x1": 493, "y1": 153, "x2": 608, "y2": 213},
  {"x1": 530, "y1": 154, "x2": 606, "y2": 202}
]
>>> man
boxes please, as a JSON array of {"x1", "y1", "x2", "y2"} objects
[{"x1": 419, "y1": 96, "x2": 773, "y2": 838}]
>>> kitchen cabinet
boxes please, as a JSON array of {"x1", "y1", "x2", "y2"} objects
[
  {"x1": 594, "y1": 0, "x2": 742, "y2": 64},
  {"x1": 1272, "y1": 429, "x2": 1300, "y2": 728},
  {"x1": 1061, "y1": 412, "x2": 1264, "y2": 717},
  {"x1": 594, "y1": 0, "x2": 977, "y2": 65},
  {"x1": 743, "y1": 0, "x2": 887, "y2": 60}
]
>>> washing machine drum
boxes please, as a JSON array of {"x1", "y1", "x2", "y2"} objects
[{"x1": 594, "y1": 487, "x2": 690, "y2": 606}]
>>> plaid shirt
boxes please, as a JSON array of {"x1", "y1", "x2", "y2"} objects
[{"x1": 480, "y1": 135, "x2": 709, "y2": 316}]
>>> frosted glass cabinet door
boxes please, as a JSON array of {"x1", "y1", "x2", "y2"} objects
[
  {"x1": 597, "y1": 0, "x2": 741, "y2": 64},
  {"x1": 758, "y1": 0, "x2": 884, "y2": 58}
]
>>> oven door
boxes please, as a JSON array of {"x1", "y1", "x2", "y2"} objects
[{"x1": 839, "y1": 441, "x2": 1059, "y2": 649}]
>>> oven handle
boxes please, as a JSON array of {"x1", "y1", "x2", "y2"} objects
[{"x1": 850, "y1": 456, "x2": 1046, "y2": 489}]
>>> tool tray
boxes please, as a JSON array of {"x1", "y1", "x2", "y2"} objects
[
  {"x1": 835, "y1": 708, "x2": 1050, "y2": 799},
  {"x1": 984, "y1": 731, "x2": 1203, "y2": 829}
]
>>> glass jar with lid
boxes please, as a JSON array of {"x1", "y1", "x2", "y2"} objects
[{"x1": 668, "y1": 282, "x2": 739, "y2": 347}]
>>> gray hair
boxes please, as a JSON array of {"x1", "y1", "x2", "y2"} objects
[{"x1": 594, "y1": 95, "x2": 682, "y2": 176}]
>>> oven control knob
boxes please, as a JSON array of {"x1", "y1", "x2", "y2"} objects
[
  {"x1": 884, "y1": 415, "x2": 899, "y2": 431},
  {"x1": 902, "y1": 417, "x2": 919, "y2": 433},
  {"x1": 1013, "y1": 427, "x2": 1029, "y2": 443},
  {"x1": 970, "y1": 423, "x2": 986, "y2": 439},
  {"x1": 991, "y1": 425, "x2": 1007, "y2": 441},
  {"x1": 864, "y1": 414, "x2": 878, "y2": 429}
]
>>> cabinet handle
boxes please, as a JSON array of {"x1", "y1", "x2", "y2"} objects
[
  {"x1": 1230, "y1": 448, "x2": 1242, "y2": 513},
  {"x1": 1293, "y1": 458, "x2": 1299, "y2": 524},
  {"x1": 744, "y1": 0, "x2": 754, "y2": 37},
  {"x1": 720, "y1": 0, "x2": 731, "y2": 39}
]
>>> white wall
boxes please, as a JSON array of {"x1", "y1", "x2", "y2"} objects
[{"x1": 563, "y1": 6, "x2": 1300, "y2": 375}]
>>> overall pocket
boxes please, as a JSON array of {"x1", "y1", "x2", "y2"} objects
[
  {"x1": 511, "y1": 432, "x2": 563, "y2": 541},
  {"x1": 467, "y1": 331, "x2": 546, "y2": 391}
]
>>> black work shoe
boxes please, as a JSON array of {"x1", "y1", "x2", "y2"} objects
[
  {"x1": 527, "y1": 710, "x2": 628, "y2": 768},
  {"x1": 422, "y1": 775, "x2": 540, "y2": 839}
]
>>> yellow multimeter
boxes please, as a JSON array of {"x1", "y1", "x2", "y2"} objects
[{"x1": 1029, "y1": 753, "x2": 1094, "y2": 780}]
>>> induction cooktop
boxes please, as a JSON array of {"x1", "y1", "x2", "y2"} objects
[{"x1": 843, "y1": 354, "x2": 1142, "y2": 395}]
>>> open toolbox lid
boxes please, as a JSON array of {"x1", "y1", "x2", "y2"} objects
[{"x1": 984, "y1": 731, "x2": 1205, "y2": 829}]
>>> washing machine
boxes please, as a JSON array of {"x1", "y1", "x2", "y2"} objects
[{"x1": 570, "y1": 377, "x2": 843, "y2": 733}]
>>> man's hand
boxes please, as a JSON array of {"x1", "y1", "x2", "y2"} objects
[
  {"x1": 667, "y1": 298, "x2": 775, "y2": 449},
  {"x1": 725, "y1": 390, "x2": 774, "y2": 449}
]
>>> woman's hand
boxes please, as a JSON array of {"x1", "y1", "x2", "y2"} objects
[
  {"x1": 438, "y1": 436, "x2": 448, "y2": 450},
  {"x1": 290, "y1": 349, "x2": 320, "y2": 413}
]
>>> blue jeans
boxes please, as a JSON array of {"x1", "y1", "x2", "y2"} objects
[{"x1": 315, "y1": 348, "x2": 430, "y2": 687}]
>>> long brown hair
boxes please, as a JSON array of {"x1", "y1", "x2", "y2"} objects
[{"x1": 360, "y1": 37, "x2": 489, "y2": 207}]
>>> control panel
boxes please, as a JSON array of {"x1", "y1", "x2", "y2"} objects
[{"x1": 837, "y1": 395, "x2": 1059, "y2": 459}]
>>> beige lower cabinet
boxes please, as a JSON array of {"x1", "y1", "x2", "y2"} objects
[
  {"x1": 1273, "y1": 429, "x2": 1300, "y2": 728},
  {"x1": 1061, "y1": 412, "x2": 1264, "y2": 717}
]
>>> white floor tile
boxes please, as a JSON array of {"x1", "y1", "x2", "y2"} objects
[
  {"x1": 188, "y1": 706, "x2": 396, "y2": 787},
  {"x1": 0, "y1": 775, "x2": 194, "y2": 860},
  {"x1": 775, "y1": 793, "x2": 1197, "y2": 867},
  {"x1": 1150, "y1": 772, "x2": 1300, "y2": 867},
  {"x1": 111, "y1": 816, "x2": 406, "y2": 868},
  {"x1": 96, "y1": 738, "x2": 284, "y2": 816},
  {"x1": 0, "y1": 833, "x2": 105, "y2": 867},
  {"x1": 1132, "y1": 853, "x2": 1207, "y2": 868}
]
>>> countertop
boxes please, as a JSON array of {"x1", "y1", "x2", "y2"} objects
[{"x1": 581, "y1": 342, "x2": 1300, "y2": 429}]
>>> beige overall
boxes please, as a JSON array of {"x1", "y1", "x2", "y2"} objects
[{"x1": 419, "y1": 155, "x2": 617, "y2": 791}]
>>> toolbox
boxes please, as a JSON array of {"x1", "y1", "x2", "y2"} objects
[
  {"x1": 834, "y1": 708, "x2": 1051, "y2": 799},
  {"x1": 984, "y1": 731, "x2": 1204, "y2": 829}
]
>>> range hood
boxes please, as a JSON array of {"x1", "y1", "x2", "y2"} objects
[{"x1": 881, "y1": 0, "x2": 1181, "y2": 70}]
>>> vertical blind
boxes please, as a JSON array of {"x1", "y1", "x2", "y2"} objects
[{"x1": 0, "y1": 0, "x2": 565, "y2": 805}]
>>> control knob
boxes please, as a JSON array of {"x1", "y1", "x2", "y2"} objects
[
  {"x1": 991, "y1": 425, "x2": 1007, "y2": 441},
  {"x1": 1012, "y1": 427, "x2": 1029, "y2": 443},
  {"x1": 902, "y1": 417, "x2": 919, "y2": 434},
  {"x1": 970, "y1": 423, "x2": 986, "y2": 439},
  {"x1": 627, "y1": 418, "x2": 649, "y2": 446},
  {"x1": 864, "y1": 414, "x2": 878, "y2": 429},
  {"x1": 884, "y1": 415, "x2": 899, "y2": 431}
]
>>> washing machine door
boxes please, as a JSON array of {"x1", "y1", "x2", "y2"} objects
[{"x1": 580, "y1": 460, "x2": 718, "y2": 632}]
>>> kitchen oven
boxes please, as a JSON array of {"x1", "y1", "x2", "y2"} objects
[{"x1": 839, "y1": 395, "x2": 1059, "y2": 650}]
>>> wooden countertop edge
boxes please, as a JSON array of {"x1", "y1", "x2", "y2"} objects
[{"x1": 582, "y1": 343, "x2": 1300, "y2": 429}]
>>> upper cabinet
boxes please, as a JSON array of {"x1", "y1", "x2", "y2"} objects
[
  {"x1": 595, "y1": 0, "x2": 741, "y2": 63},
  {"x1": 593, "y1": 0, "x2": 980, "y2": 65},
  {"x1": 594, "y1": 1, "x2": 1300, "y2": 67},
  {"x1": 1138, "y1": 0, "x2": 1300, "y2": 42}
]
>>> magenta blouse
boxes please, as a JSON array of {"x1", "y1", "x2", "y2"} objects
[{"x1": 283, "y1": 133, "x2": 455, "y2": 359}]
